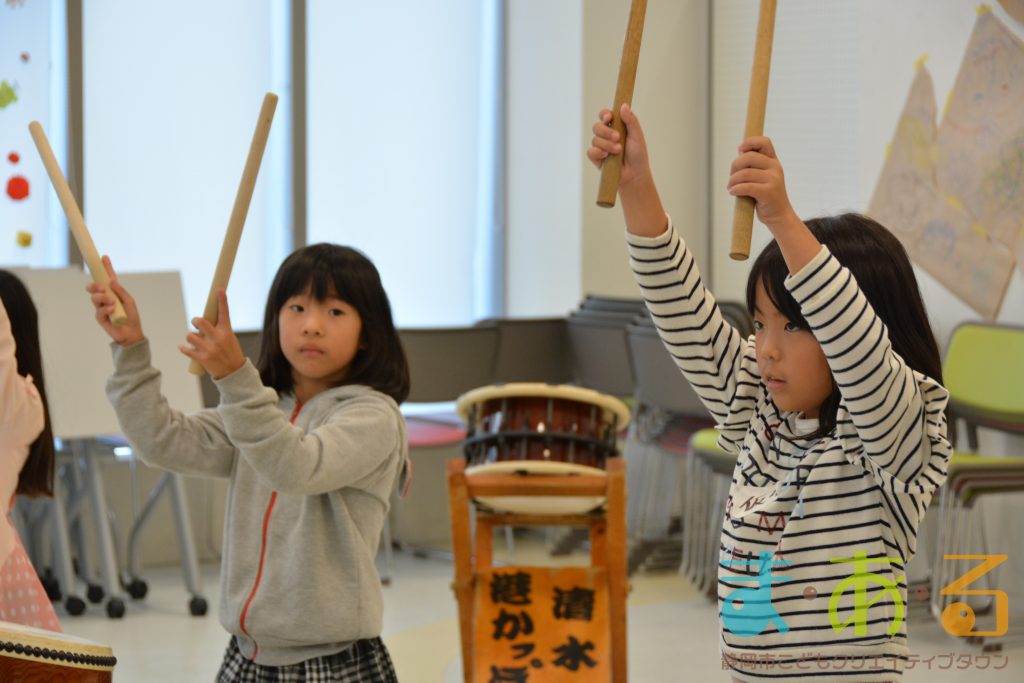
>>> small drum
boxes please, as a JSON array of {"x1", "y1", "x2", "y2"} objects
[
  {"x1": 0, "y1": 620, "x2": 116, "y2": 682},
  {"x1": 456, "y1": 383, "x2": 631, "y2": 514}
]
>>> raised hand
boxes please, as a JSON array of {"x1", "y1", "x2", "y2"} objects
[
  {"x1": 85, "y1": 256, "x2": 145, "y2": 347},
  {"x1": 726, "y1": 136, "x2": 799, "y2": 233},
  {"x1": 587, "y1": 103, "x2": 653, "y2": 190},
  {"x1": 587, "y1": 104, "x2": 667, "y2": 237},
  {"x1": 178, "y1": 289, "x2": 246, "y2": 380},
  {"x1": 728, "y1": 136, "x2": 819, "y2": 272}
]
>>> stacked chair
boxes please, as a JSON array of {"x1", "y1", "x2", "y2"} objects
[
  {"x1": 930, "y1": 322, "x2": 1024, "y2": 647},
  {"x1": 545, "y1": 297, "x2": 641, "y2": 555},
  {"x1": 623, "y1": 315, "x2": 714, "y2": 573},
  {"x1": 615, "y1": 299, "x2": 752, "y2": 577},
  {"x1": 566, "y1": 296, "x2": 643, "y2": 398},
  {"x1": 682, "y1": 303, "x2": 754, "y2": 593},
  {"x1": 685, "y1": 429, "x2": 733, "y2": 595}
]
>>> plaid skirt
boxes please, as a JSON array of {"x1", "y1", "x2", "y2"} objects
[{"x1": 216, "y1": 636, "x2": 399, "y2": 682}]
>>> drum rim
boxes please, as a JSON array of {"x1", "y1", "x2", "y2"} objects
[
  {"x1": 455, "y1": 383, "x2": 631, "y2": 427},
  {"x1": 472, "y1": 494, "x2": 607, "y2": 515},
  {"x1": 466, "y1": 460, "x2": 608, "y2": 477},
  {"x1": 0, "y1": 620, "x2": 116, "y2": 671}
]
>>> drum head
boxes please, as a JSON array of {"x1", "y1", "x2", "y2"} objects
[
  {"x1": 456, "y1": 382, "x2": 631, "y2": 429},
  {"x1": 466, "y1": 461, "x2": 607, "y2": 515}
]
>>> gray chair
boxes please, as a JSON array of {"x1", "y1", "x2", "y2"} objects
[
  {"x1": 580, "y1": 294, "x2": 647, "y2": 316},
  {"x1": 624, "y1": 322, "x2": 714, "y2": 573},
  {"x1": 400, "y1": 323, "x2": 499, "y2": 403},
  {"x1": 480, "y1": 317, "x2": 573, "y2": 385},
  {"x1": 689, "y1": 429, "x2": 735, "y2": 596},
  {"x1": 550, "y1": 312, "x2": 634, "y2": 556},
  {"x1": 566, "y1": 313, "x2": 634, "y2": 398},
  {"x1": 395, "y1": 324, "x2": 501, "y2": 557}
]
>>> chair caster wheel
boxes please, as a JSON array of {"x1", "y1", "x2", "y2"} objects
[
  {"x1": 87, "y1": 583, "x2": 105, "y2": 604},
  {"x1": 41, "y1": 570, "x2": 62, "y2": 601},
  {"x1": 65, "y1": 596, "x2": 86, "y2": 616},
  {"x1": 189, "y1": 596, "x2": 208, "y2": 616},
  {"x1": 106, "y1": 598, "x2": 125, "y2": 619},
  {"x1": 126, "y1": 578, "x2": 148, "y2": 599}
]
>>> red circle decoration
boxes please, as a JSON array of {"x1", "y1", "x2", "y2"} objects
[
  {"x1": 6, "y1": 175, "x2": 30, "y2": 200},
  {"x1": 7, "y1": 152, "x2": 19, "y2": 164}
]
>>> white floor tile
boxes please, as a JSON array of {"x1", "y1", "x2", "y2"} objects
[{"x1": 49, "y1": 542, "x2": 1023, "y2": 682}]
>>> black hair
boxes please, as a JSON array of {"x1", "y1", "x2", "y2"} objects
[
  {"x1": 256, "y1": 243, "x2": 410, "y2": 404},
  {"x1": 745, "y1": 213, "x2": 944, "y2": 437},
  {"x1": 0, "y1": 270, "x2": 55, "y2": 497}
]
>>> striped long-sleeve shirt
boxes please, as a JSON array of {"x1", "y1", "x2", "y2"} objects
[{"x1": 627, "y1": 220, "x2": 951, "y2": 682}]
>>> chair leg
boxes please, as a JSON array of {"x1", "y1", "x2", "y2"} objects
[
  {"x1": 169, "y1": 474, "x2": 207, "y2": 615},
  {"x1": 64, "y1": 456, "x2": 102, "y2": 604},
  {"x1": 930, "y1": 485, "x2": 952, "y2": 621},
  {"x1": 47, "y1": 485, "x2": 87, "y2": 616},
  {"x1": 76, "y1": 440, "x2": 128, "y2": 618},
  {"x1": 127, "y1": 474, "x2": 171, "y2": 580}
]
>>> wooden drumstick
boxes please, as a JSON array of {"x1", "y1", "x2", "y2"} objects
[
  {"x1": 730, "y1": 0, "x2": 777, "y2": 261},
  {"x1": 28, "y1": 121, "x2": 128, "y2": 325},
  {"x1": 596, "y1": 0, "x2": 648, "y2": 208},
  {"x1": 188, "y1": 92, "x2": 278, "y2": 376}
]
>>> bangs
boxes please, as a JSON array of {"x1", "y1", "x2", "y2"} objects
[
  {"x1": 746, "y1": 241, "x2": 809, "y2": 329},
  {"x1": 272, "y1": 250, "x2": 351, "y2": 309}
]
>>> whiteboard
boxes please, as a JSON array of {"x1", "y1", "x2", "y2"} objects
[{"x1": 13, "y1": 268, "x2": 204, "y2": 439}]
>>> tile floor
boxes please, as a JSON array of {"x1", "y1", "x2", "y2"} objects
[{"x1": 48, "y1": 537, "x2": 1024, "y2": 682}]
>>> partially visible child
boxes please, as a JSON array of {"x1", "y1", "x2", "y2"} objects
[
  {"x1": 0, "y1": 270, "x2": 61, "y2": 631},
  {"x1": 87, "y1": 244, "x2": 409, "y2": 682},
  {"x1": 589, "y1": 105, "x2": 951, "y2": 682}
]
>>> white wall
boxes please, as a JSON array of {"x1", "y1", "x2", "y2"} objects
[
  {"x1": 505, "y1": 0, "x2": 709, "y2": 315},
  {"x1": 306, "y1": 0, "x2": 489, "y2": 327},
  {"x1": 710, "y1": 0, "x2": 1023, "y2": 347},
  {"x1": 505, "y1": 0, "x2": 584, "y2": 317},
  {"x1": 582, "y1": 0, "x2": 710, "y2": 299}
]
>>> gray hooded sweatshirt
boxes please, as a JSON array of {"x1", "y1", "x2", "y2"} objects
[{"x1": 106, "y1": 339, "x2": 407, "y2": 666}]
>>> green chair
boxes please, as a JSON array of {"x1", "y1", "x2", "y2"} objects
[
  {"x1": 929, "y1": 323, "x2": 1024, "y2": 646},
  {"x1": 943, "y1": 322, "x2": 1024, "y2": 447}
]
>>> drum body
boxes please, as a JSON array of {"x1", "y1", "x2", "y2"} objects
[
  {"x1": 0, "y1": 620, "x2": 116, "y2": 682},
  {"x1": 456, "y1": 383, "x2": 630, "y2": 514}
]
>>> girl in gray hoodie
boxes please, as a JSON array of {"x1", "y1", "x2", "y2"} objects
[{"x1": 87, "y1": 244, "x2": 409, "y2": 682}]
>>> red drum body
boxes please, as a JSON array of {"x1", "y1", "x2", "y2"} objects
[
  {"x1": 0, "y1": 620, "x2": 116, "y2": 682},
  {"x1": 456, "y1": 384, "x2": 630, "y2": 514}
]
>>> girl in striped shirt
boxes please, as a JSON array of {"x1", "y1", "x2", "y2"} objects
[{"x1": 588, "y1": 104, "x2": 951, "y2": 682}]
